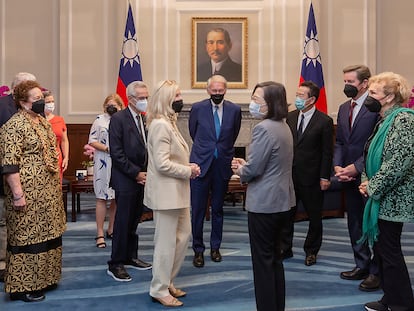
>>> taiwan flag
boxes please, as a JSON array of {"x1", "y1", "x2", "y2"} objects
[
  {"x1": 299, "y1": 3, "x2": 327, "y2": 113},
  {"x1": 116, "y1": 4, "x2": 143, "y2": 106}
]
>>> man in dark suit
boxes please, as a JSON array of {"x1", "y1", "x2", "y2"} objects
[
  {"x1": 334, "y1": 65, "x2": 380, "y2": 291},
  {"x1": 189, "y1": 75, "x2": 241, "y2": 267},
  {"x1": 107, "y1": 81, "x2": 152, "y2": 282},
  {"x1": 282, "y1": 81, "x2": 333, "y2": 266},
  {"x1": 197, "y1": 28, "x2": 242, "y2": 82},
  {"x1": 0, "y1": 72, "x2": 36, "y2": 282}
]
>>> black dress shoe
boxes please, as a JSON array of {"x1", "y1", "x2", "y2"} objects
[
  {"x1": 193, "y1": 252, "x2": 204, "y2": 268},
  {"x1": 107, "y1": 265, "x2": 132, "y2": 282},
  {"x1": 359, "y1": 274, "x2": 381, "y2": 292},
  {"x1": 211, "y1": 249, "x2": 222, "y2": 262},
  {"x1": 10, "y1": 291, "x2": 45, "y2": 302},
  {"x1": 364, "y1": 300, "x2": 389, "y2": 311},
  {"x1": 125, "y1": 258, "x2": 152, "y2": 270},
  {"x1": 305, "y1": 254, "x2": 317, "y2": 266},
  {"x1": 340, "y1": 267, "x2": 369, "y2": 280}
]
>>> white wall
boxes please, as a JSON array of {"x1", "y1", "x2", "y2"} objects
[{"x1": 0, "y1": 0, "x2": 413, "y2": 123}]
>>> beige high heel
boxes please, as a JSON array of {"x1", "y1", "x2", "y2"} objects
[
  {"x1": 169, "y1": 287, "x2": 187, "y2": 298},
  {"x1": 151, "y1": 295, "x2": 184, "y2": 307}
]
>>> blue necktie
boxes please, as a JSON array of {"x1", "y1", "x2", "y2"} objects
[{"x1": 214, "y1": 105, "x2": 220, "y2": 158}]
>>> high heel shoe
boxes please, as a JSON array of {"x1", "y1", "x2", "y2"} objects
[
  {"x1": 151, "y1": 295, "x2": 183, "y2": 307},
  {"x1": 169, "y1": 287, "x2": 186, "y2": 298},
  {"x1": 106, "y1": 231, "x2": 113, "y2": 239}
]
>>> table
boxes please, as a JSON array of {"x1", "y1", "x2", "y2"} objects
[{"x1": 70, "y1": 179, "x2": 94, "y2": 222}]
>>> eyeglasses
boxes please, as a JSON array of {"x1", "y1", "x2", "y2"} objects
[
  {"x1": 131, "y1": 95, "x2": 149, "y2": 101},
  {"x1": 251, "y1": 95, "x2": 265, "y2": 102}
]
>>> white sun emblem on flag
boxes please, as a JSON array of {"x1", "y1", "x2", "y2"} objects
[
  {"x1": 121, "y1": 30, "x2": 140, "y2": 67},
  {"x1": 302, "y1": 30, "x2": 322, "y2": 67}
]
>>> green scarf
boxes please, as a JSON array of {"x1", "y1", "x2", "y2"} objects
[{"x1": 359, "y1": 107, "x2": 414, "y2": 247}]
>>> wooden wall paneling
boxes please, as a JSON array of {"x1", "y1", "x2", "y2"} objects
[{"x1": 65, "y1": 124, "x2": 92, "y2": 177}]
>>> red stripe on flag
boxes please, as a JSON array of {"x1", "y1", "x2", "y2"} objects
[{"x1": 116, "y1": 77, "x2": 128, "y2": 107}]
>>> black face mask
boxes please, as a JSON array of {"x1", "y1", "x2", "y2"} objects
[
  {"x1": 364, "y1": 96, "x2": 382, "y2": 113},
  {"x1": 172, "y1": 100, "x2": 183, "y2": 113},
  {"x1": 210, "y1": 94, "x2": 224, "y2": 105},
  {"x1": 31, "y1": 99, "x2": 45, "y2": 114},
  {"x1": 343, "y1": 84, "x2": 359, "y2": 98},
  {"x1": 106, "y1": 105, "x2": 118, "y2": 116}
]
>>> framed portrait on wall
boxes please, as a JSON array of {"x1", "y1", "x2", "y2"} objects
[{"x1": 192, "y1": 17, "x2": 248, "y2": 89}]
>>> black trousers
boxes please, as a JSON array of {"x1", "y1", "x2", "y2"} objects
[
  {"x1": 248, "y1": 210, "x2": 290, "y2": 311},
  {"x1": 343, "y1": 181, "x2": 377, "y2": 273},
  {"x1": 281, "y1": 182, "x2": 323, "y2": 256},
  {"x1": 108, "y1": 187, "x2": 144, "y2": 267},
  {"x1": 376, "y1": 219, "x2": 414, "y2": 311}
]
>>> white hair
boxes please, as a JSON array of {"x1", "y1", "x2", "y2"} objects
[
  {"x1": 126, "y1": 81, "x2": 148, "y2": 97},
  {"x1": 11, "y1": 72, "x2": 36, "y2": 89}
]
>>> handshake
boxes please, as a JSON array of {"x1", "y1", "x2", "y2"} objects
[{"x1": 189, "y1": 163, "x2": 201, "y2": 179}]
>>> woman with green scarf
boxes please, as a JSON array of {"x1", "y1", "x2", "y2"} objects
[{"x1": 358, "y1": 72, "x2": 414, "y2": 311}]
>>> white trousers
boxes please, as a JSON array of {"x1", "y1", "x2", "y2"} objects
[{"x1": 150, "y1": 208, "x2": 191, "y2": 298}]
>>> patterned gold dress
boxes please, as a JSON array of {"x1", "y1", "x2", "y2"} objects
[{"x1": 0, "y1": 110, "x2": 66, "y2": 294}]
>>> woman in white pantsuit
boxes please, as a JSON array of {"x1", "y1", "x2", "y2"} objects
[{"x1": 144, "y1": 80, "x2": 200, "y2": 307}]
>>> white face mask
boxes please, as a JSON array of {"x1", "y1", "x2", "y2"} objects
[
  {"x1": 249, "y1": 101, "x2": 267, "y2": 119},
  {"x1": 45, "y1": 102, "x2": 55, "y2": 113},
  {"x1": 135, "y1": 99, "x2": 147, "y2": 112}
]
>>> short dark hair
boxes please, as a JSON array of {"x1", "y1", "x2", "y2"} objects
[
  {"x1": 300, "y1": 80, "x2": 320, "y2": 101},
  {"x1": 343, "y1": 65, "x2": 371, "y2": 82},
  {"x1": 252, "y1": 81, "x2": 288, "y2": 121}
]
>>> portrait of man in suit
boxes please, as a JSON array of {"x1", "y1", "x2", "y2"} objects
[{"x1": 192, "y1": 18, "x2": 247, "y2": 88}]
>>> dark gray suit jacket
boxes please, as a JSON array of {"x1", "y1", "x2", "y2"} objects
[{"x1": 239, "y1": 119, "x2": 295, "y2": 213}]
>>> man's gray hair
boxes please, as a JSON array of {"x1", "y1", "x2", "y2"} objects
[
  {"x1": 11, "y1": 72, "x2": 37, "y2": 89},
  {"x1": 126, "y1": 81, "x2": 148, "y2": 97}
]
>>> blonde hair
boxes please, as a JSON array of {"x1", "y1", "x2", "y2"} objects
[
  {"x1": 368, "y1": 72, "x2": 411, "y2": 106},
  {"x1": 146, "y1": 80, "x2": 179, "y2": 127},
  {"x1": 103, "y1": 93, "x2": 125, "y2": 110}
]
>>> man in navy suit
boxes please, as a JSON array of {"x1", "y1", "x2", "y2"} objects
[
  {"x1": 282, "y1": 81, "x2": 333, "y2": 266},
  {"x1": 189, "y1": 75, "x2": 241, "y2": 267},
  {"x1": 107, "y1": 81, "x2": 152, "y2": 282},
  {"x1": 0, "y1": 72, "x2": 36, "y2": 283},
  {"x1": 334, "y1": 65, "x2": 380, "y2": 291},
  {"x1": 197, "y1": 28, "x2": 242, "y2": 82}
]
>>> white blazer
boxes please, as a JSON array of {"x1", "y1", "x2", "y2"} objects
[{"x1": 144, "y1": 117, "x2": 192, "y2": 210}]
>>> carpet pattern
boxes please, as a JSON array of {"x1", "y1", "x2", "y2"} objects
[{"x1": 1, "y1": 194, "x2": 413, "y2": 310}]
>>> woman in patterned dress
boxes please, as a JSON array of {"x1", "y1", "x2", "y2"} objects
[
  {"x1": 0, "y1": 80, "x2": 66, "y2": 302},
  {"x1": 359, "y1": 72, "x2": 414, "y2": 311},
  {"x1": 43, "y1": 90, "x2": 69, "y2": 183},
  {"x1": 88, "y1": 94, "x2": 124, "y2": 248}
]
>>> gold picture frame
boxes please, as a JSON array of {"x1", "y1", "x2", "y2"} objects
[{"x1": 192, "y1": 17, "x2": 248, "y2": 89}]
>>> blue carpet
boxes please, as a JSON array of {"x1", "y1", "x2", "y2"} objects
[{"x1": 1, "y1": 194, "x2": 414, "y2": 310}]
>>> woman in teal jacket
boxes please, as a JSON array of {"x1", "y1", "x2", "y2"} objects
[{"x1": 359, "y1": 72, "x2": 414, "y2": 311}]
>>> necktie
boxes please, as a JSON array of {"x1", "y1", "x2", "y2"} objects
[
  {"x1": 136, "y1": 114, "x2": 147, "y2": 146},
  {"x1": 349, "y1": 101, "x2": 357, "y2": 128},
  {"x1": 213, "y1": 105, "x2": 220, "y2": 158},
  {"x1": 297, "y1": 114, "x2": 305, "y2": 139}
]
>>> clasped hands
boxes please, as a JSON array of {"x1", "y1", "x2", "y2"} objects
[
  {"x1": 231, "y1": 157, "x2": 246, "y2": 175},
  {"x1": 189, "y1": 163, "x2": 201, "y2": 179},
  {"x1": 334, "y1": 164, "x2": 357, "y2": 182}
]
